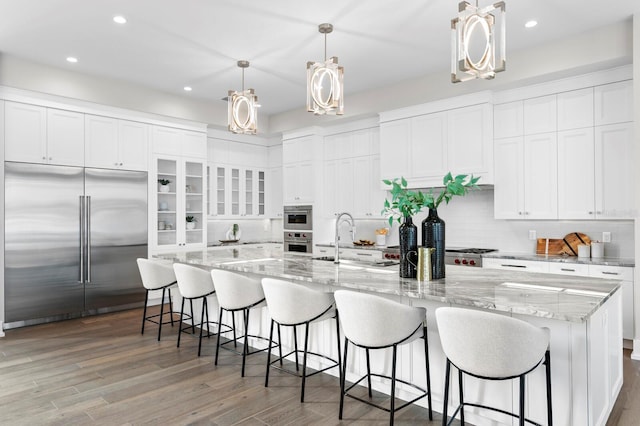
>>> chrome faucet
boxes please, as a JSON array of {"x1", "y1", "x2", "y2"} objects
[{"x1": 334, "y1": 212, "x2": 356, "y2": 264}]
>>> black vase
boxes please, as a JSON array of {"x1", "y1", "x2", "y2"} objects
[
  {"x1": 399, "y1": 216, "x2": 418, "y2": 278},
  {"x1": 422, "y1": 208, "x2": 445, "y2": 279}
]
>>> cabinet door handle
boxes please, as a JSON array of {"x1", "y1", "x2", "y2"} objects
[
  {"x1": 588, "y1": 211, "x2": 594, "y2": 215},
  {"x1": 502, "y1": 264, "x2": 526, "y2": 268},
  {"x1": 356, "y1": 252, "x2": 373, "y2": 257},
  {"x1": 602, "y1": 271, "x2": 620, "y2": 276},
  {"x1": 560, "y1": 268, "x2": 575, "y2": 272}
]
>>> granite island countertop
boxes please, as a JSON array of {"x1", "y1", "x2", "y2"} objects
[
  {"x1": 483, "y1": 251, "x2": 635, "y2": 267},
  {"x1": 156, "y1": 246, "x2": 621, "y2": 323}
]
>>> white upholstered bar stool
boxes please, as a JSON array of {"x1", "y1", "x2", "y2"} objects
[
  {"x1": 137, "y1": 258, "x2": 180, "y2": 341},
  {"x1": 334, "y1": 290, "x2": 433, "y2": 426},
  {"x1": 261, "y1": 278, "x2": 341, "y2": 403},
  {"x1": 210, "y1": 269, "x2": 273, "y2": 377},
  {"x1": 435, "y1": 307, "x2": 552, "y2": 426},
  {"x1": 173, "y1": 263, "x2": 220, "y2": 357}
]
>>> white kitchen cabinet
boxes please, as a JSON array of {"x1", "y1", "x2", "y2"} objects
[
  {"x1": 379, "y1": 119, "x2": 410, "y2": 184},
  {"x1": 523, "y1": 95, "x2": 557, "y2": 135},
  {"x1": 152, "y1": 125, "x2": 207, "y2": 158},
  {"x1": 595, "y1": 80, "x2": 633, "y2": 126},
  {"x1": 494, "y1": 133, "x2": 557, "y2": 219},
  {"x1": 151, "y1": 155, "x2": 206, "y2": 252},
  {"x1": 595, "y1": 123, "x2": 634, "y2": 219},
  {"x1": 282, "y1": 135, "x2": 318, "y2": 204},
  {"x1": 85, "y1": 116, "x2": 149, "y2": 171},
  {"x1": 589, "y1": 265, "x2": 634, "y2": 340},
  {"x1": 493, "y1": 100, "x2": 523, "y2": 139},
  {"x1": 557, "y1": 87, "x2": 594, "y2": 131},
  {"x1": 411, "y1": 112, "x2": 448, "y2": 182},
  {"x1": 447, "y1": 104, "x2": 492, "y2": 179},
  {"x1": 210, "y1": 165, "x2": 266, "y2": 217},
  {"x1": 482, "y1": 258, "x2": 550, "y2": 273},
  {"x1": 557, "y1": 128, "x2": 595, "y2": 220},
  {"x1": 5, "y1": 102, "x2": 84, "y2": 166},
  {"x1": 267, "y1": 166, "x2": 283, "y2": 218}
]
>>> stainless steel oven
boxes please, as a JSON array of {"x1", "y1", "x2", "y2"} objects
[
  {"x1": 284, "y1": 231, "x2": 313, "y2": 254},
  {"x1": 283, "y1": 205, "x2": 312, "y2": 231}
]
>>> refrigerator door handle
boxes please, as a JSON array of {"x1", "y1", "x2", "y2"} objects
[
  {"x1": 86, "y1": 196, "x2": 92, "y2": 283},
  {"x1": 79, "y1": 195, "x2": 85, "y2": 283}
]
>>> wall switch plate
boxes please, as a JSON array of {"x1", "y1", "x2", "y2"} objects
[
  {"x1": 528, "y1": 230, "x2": 537, "y2": 240},
  {"x1": 602, "y1": 232, "x2": 611, "y2": 242}
]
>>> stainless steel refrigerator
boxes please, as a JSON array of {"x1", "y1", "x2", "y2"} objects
[{"x1": 4, "y1": 162, "x2": 148, "y2": 328}]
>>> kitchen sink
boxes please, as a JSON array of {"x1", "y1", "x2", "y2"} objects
[{"x1": 313, "y1": 256, "x2": 399, "y2": 267}]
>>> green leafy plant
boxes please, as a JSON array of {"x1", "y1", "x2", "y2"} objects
[
  {"x1": 185, "y1": 216, "x2": 197, "y2": 223},
  {"x1": 232, "y1": 223, "x2": 239, "y2": 238},
  {"x1": 382, "y1": 173, "x2": 480, "y2": 226},
  {"x1": 382, "y1": 177, "x2": 427, "y2": 226},
  {"x1": 158, "y1": 179, "x2": 171, "y2": 185}
]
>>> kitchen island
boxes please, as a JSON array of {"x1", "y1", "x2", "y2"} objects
[{"x1": 158, "y1": 245, "x2": 622, "y2": 426}]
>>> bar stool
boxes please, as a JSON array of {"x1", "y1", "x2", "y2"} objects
[
  {"x1": 435, "y1": 307, "x2": 552, "y2": 426},
  {"x1": 334, "y1": 290, "x2": 433, "y2": 426},
  {"x1": 261, "y1": 278, "x2": 341, "y2": 403},
  {"x1": 173, "y1": 263, "x2": 223, "y2": 356},
  {"x1": 137, "y1": 258, "x2": 180, "y2": 341},
  {"x1": 211, "y1": 269, "x2": 273, "y2": 377}
]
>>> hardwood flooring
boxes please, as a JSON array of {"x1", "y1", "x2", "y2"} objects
[
  {"x1": 2, "y1": 307, "x2": 638, "y2": 425},
  {"x1": 0, "y1": 308, "x2": 443, "y2": 425}
]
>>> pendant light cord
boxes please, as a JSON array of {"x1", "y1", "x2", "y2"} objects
[{"x1": 324, "y1": 33, "x2": 327, "y2": 61}]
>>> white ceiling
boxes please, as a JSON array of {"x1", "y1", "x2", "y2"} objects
[{"x1": 1, "y1": 0, "x2": 639, "y2": 117}]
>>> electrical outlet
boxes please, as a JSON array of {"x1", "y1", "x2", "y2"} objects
[
  {"x1": 602, "y1": 232, "x2": 611, "y2": 243},
  {"x1": 528, "y1": 230, "x2": 537, "y2": 240}
]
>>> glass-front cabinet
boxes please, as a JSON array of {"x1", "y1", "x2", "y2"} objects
[
  {"x1": 209, "y1": 165, "x2": 266, "y2": 217},
  {"x1": 152, "y1": 155, "x2": 206, "y2": 251}
]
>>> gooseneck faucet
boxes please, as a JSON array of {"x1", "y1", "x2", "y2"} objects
[{"x1": 334, "y1": 212, "x2": 356, "y2": 264}]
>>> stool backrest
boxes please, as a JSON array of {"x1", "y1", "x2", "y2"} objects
[
  {"x1": 334, "y1": 290, "x2": 425, "y2": 348},
  {"x1": 435, "y1": 307, "x2": 549, "y2": 379},
  {"x1": 137, "y1": 258, "x2": 176, "y2": 290},
  {"x1": 211, "y1": 269, "x2": 264, "y2": 310},
  {"x1": 173, "y1": 263, "x2": 215, "y2": 299},
  {"x1": 262, "y1": 278, "x2": 334, "y2": 325}
]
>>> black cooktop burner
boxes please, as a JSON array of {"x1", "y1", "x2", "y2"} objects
[{"x1": 445, "y1": 248, "x2": 497, "y2": 254}]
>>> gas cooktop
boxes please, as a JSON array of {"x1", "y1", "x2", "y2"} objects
[{"x1": 445, "y1": 248, "x2": 498, "y2": 254}]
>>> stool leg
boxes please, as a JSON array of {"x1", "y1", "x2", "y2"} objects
[
  {"x1": 198, "y1": 298, "x2": 206, "y2": 356},
  {"x1": 519, "y1": 375, "x2": 526, "y2": 426},
  {"x1": 390, "y1": 344, "x2": 397, "y2": 426},
  {"x1": 157, "y1": 288, "x2": 166, "y2": 341},
  {"x1": 265, "y1": 319, "x2": 275, "y2": 387},
  {"x1": 215, "y1": 307, "x2": 225, "y2": 366},
  {"x1": 190, "y1": 299, "x2": 196, "y2": 334},
  {"x1": 545, "y1": 350, "x2": 553, "y2": 426},
  {"x1": 168, "y1": 288, "x2": 175, "y2": 326},
  {"x1": 293, "y1": 326, "x2": 299, "y2": 371},
  {"x1": 177, "y1": 298, "x2": 185, "y2": 348},
  {"x1": 458, "y1": 369, "x2": 465, "y2": 425},
  {"x1": 205, "y1": 298, "x2": 211, "y2": 339},
  {"x1": 277, "y1": 324, "x2": 284, "y2": 366},
  {"x1": 335, "y1": 310, "x2": 342, "y2": 376},
  {"x1": 339, "y1": 337, "x2": 349, "y2": 420},
  {"x1": 442, "y1": 359, "x2": 450, "y2": 426},
  {"x1": 423, "y1": 326, "x2": 433, "y2": 420},
  {"x1": 241, "y1": 308, "x2": 250, "y2": 377},
  {"x1": 232, "y1": 312, "x2": 237, "y2": 348},
  {"x1": 301, "y1": 322, "x2": 310, "y2": 403},
  {"x1": 141, "y1": 289, "x2": 149, "y2": 335},
  {"x1": 365, "y1": 348, "x2": 373, "y2": 398}
]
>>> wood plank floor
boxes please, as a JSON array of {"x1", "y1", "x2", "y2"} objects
[
  {"x1": 0, "y1": 307, "x2": 446, "y2": 425},
  {"x1": 2, "y1": 307, "x2": 638, "y2": 425}
]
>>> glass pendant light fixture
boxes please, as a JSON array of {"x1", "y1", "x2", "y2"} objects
[
  {"x1": 228, "y1": 60, "x2": 258, "y2": 134},
  {"x1": 451, "y1": 1, "x2": 506, "y2": 83},
  {"x1": 306, "y1": 23, "x2": 344, "y2": 115}
]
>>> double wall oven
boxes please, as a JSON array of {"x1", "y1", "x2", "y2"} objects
[{"x1": 283, "y1": 205, "x2": 313, "y2": 254}]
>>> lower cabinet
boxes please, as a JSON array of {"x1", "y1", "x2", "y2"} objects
[{"x1": 483, "y1": 258, "x2": 634, "y2": 340}]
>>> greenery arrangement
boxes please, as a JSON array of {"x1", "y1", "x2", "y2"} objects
[
  {"x1": 232, "y1": 223, "x2": 239, "y2": 238},
  {"x1": 382, "y1": 173, "x2": 480, "y2": 226},
  {"x1": 185, "y1": 216, "x2": 197, "y2": 223},
  {"x1": 158, "y1": 179, "x2": 171, "y2": 185}
]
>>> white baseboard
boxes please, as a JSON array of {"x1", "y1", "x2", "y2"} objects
[
  {"x1": 631, "y1": 339, "x2": 640, "y2": 360},
  {"x1": 0, "y1": 321, "x2": 4, "y2": 337}
]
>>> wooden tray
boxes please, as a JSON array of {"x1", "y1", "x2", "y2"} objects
[
  {"x1": 536, "y1": 232, "x2": 591, "y2": 255},
  {"x1": 219, "y1": 239, "x2": 239, "y2": 243}
]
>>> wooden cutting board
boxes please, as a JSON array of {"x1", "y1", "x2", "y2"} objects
[{"x1": 536, "y1": 232, "x2": 592, "y2": 256}]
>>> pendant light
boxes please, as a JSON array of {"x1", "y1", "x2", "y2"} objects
[
  {"x1": 228, "y1": 60, "x2": 258, "y2": 134},
  {"x1": 451, "y1": 1, "x2": 506, "y2": 83},
  {"x1": 306, "y1": 23, "x2": 344, "y2": 115}
]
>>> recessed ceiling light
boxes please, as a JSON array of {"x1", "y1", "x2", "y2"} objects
[
  {"x1": 525, "y1": 20, "x2": 538, "y2": 28},
  {"x1": 66, "y1": 57, "x2": 78, "y2": 63},
  {"x1": 113, "y1": 15, "x2": 127, "y2": 24},
  {"x1": 183, "y1": 86, "x2": 192, "y2": 92}
]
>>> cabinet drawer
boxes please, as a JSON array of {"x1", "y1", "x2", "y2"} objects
[
  {"x1": 589, "y1": 265, "x2": 633, "y2": 281},
  {"x1": 340, "y1": 248, "x2": 383, "y2": 261},
  {"x1": 548, "y1": 262, "x2": 590, "y2": 276},
  {"x1": 482, "y1": 258, "x2": 549, "y2": 273}
]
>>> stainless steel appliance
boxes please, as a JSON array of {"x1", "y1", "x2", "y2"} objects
[
  {"x1": 382, "y1": 246, "x2": 496, "y2": 267},
  {"x1": 283, "y1": 205, "x2": 312, "y2": 231},
  {"x1": 4, "y1": 162, "x2": 148, "y2": 328},
  {"x1": 445, "y1": 248, "x2": 497, "y2": 267},
  {"x1": 284, "y1": 231, "x2": 313, "y2": 254}
]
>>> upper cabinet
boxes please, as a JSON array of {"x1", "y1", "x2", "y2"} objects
[
  {"x1": 557, "y1": 88, "x2": 594, "y2": 130},
  {"x1": 380, "y1": 102, "x2": 493, "y2": 188},
  {"x1": 523, "y1": 95, "x2": 556, "y2": 135},
  {"x1": 85, "y1": 115, "x2": 149, "y2": 171},
  {"x1": 5, "y1": 101, "x2": 84, "y2": 166},
  {"x1": 282, "y1": 135, "x2": 321, "y2": 204},
  {"x1": 594, "y1": 80, "x2": 633, "y2": 126}
]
